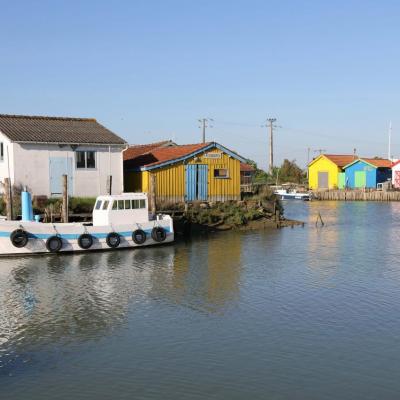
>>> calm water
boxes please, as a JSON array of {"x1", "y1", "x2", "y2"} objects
[{"x1": 2, "y1": 201, "x2": 400, "y2": 399}]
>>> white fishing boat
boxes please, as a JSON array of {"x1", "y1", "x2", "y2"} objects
[
  {"x1": 0, "y1": 192, "x2": 174, "y2": 256},
  {"x1": 274, "y1": 189, "x2": 310, "y2": 201}
]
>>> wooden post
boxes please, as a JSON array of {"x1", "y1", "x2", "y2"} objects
[
  {"x1": 107, "y1": 175, "x2": 112, "y2": 195},
  {"x1": 149, "y1": 173, "x2": 156, "y2": 215},
  {"x1": 4, "y1": 178, "x2": 12, "y2": 220},
  {"x1": 62, "y1": 174, "x2": 68, "y2": 223},
  {"x1": 315, "y1": 212, "x2": 324, "y2": 227}
]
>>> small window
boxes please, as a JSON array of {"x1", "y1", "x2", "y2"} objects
[
  {"x1": 112, "y1": 201, "x2": 118, "y2": 210},
  {"x1": 124, "y1": 200, "x2": 131, "y2": 209},
  {"x1": 76, "y1": 151, "x2": 96, "y2": 169},
  {"x1": 95, "y1": 200, "x2": 102, "y2": 210},
  {"x1": 214, "y1": 168, "x2": 229, "y2": 178},
  {"x1": 76, "y1": 151, "x2": 86, "y2": 168},
  {"x1": 132, "y1": 200, "x2": 139, "y2": 209},
  {"x1": 86, "y1": 151, "x2": 96, "y2": 168},
  {"x1": 0, "y1": 143, "x2": 4, "y2": 162},
  {"x1": 118, "y1": 200, "x2": 124, "y2": 210},
  {"x1": 140, "y1": 199, "x2": 146, "y2": 208},
  {"x1": 102, "y1": 200, "x2": 109, "y2": 210}
]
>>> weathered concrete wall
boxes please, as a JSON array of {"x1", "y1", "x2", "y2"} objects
[{"x1": 11, "y1": 143, "x2": 124, "y2": 197}]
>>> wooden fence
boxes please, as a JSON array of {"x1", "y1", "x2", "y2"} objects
[{"x1": 311, "y1": 190, "x2": 400, "y2": 201}]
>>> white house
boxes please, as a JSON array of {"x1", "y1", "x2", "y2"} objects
[
  {"x1": 0, "y1": 114, "x2": 127, "y2": 197},
  {"x1": 392, "y1": 160, "x2": 400, "y2": 188}
]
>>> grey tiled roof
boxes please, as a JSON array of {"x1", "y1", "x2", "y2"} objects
[{"x1": 0, "y1": 114, "x2": 126, "y2": 145}]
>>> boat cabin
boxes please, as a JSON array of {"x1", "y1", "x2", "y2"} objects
[{"x1": 92, "y1": 193, "x2": 148, "y2": 226}]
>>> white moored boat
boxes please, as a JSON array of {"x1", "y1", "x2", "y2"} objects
[
  {"x1": 274, "y1": 189, "x2": 310, "y2": 201},
  {"x1": 0, "y1": 192, "x2": 174, "y2": 256}
]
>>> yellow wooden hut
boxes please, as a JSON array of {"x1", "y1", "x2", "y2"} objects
[
  {"x1": 123, "y1": 141, "x2": 246, "y2": 203},
  {"x1": 308, "y1": 154, "x2": 357, "y2": 190}
]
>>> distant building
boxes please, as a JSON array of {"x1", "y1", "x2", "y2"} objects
[
  {"x1": 123, "y1": 141, "x2": 246, "y2": 202},
  {"x1": 0, "y1": 114, "x2": 126, "y2": 197},
  {"x1": 343, "y1": 158, "x2": 392, "y2": 189},
  {"x1": 240, "y1": 162, "x2": 256, "y2": 185},
  {"x1": 308, "y1": 154, "x2": 357, "y2": 189},
  {"x1": 391, "y1": 160, "x2": 400, "y2": 188}
]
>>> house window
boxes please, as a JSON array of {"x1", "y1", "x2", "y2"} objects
[
  {"x1": 86, "y1": 151, "x2": 96, "y2": 168},
  {"x1": 0, "y1": 143, "x2": 3, "y2": 162},
  {"x1": 214, "y1": 168, "x2": 229, "y2": 178},
  {"x1": 76, "y1": 151, "x2": 96, "y2": 169}
]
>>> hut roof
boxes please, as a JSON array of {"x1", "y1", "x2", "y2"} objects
[
  {"x1": 123, "y1": 140, "x2": 176, "y2": 161},
  {"x1": 240, "y1": 162, "x2": 255, "y2": 172},
  {"x1": 344, "y1": 158, "x2": 392, "y2": 169},
  {"x1": 124, "y1": 142, "x2": 246, "y2": 171},
  {"x1": 323, "y1": 154, "x2": 358, "y2": 167},
  {"x1": 0, "y1": 114, "x2": 126, "y2": 145},
  {"x1": 361, "y1": 158, "x2": 392, "y2": 168}
]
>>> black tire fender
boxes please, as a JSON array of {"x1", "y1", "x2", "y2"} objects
[
  {"x1": 10, "y1": 229, "x2": 29, "y2": 248},
  {"x1": 78, "y1": 233, "x2": 93, "y2": 249},
  {"x1": 106, "y1": 232, "x2": 120, "y2": 248},
  {"x1": 46, "y1": 235, "x2": 63, "y2": 252},
  {"x1": 151, "y1": 227, "x2": 167, "y2": 242},
  {"x1": 132, "y1": 229, "x2": 146, "y2": 245}
]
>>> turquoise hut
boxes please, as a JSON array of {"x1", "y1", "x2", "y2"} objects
[{"x1": 343, "y1": 158, "x2": 392, "y2": 188}]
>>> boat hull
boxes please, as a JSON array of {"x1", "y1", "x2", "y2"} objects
[
  {"x1": 0, "y1": 219, "x2": 174, "y2": 256},
  {"x1": 278, "y1": 194, "x2": 310, "y2": 201}
]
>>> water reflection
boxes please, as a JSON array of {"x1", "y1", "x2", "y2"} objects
[{"x1": 0, "y1": 236, "x2": 243, "y2": 371}]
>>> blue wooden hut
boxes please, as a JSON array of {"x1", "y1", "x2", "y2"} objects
[{"x1": 343, "y1": 158, "x2": 392, "y2": 188}]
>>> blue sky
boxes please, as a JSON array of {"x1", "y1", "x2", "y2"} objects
[{"x1": 1, "y1": 0, "x2": 400, "y2": 170}]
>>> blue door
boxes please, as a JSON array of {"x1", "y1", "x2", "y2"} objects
[
  {"x1": 185, "y1": 164, "x2": 208, "y2": 201},
  {"x1": 49, "y1": 157, "x2": 73, "y2": 196}
]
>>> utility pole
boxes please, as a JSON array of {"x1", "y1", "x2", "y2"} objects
[
  {"x1": 198, "y1": 118, "x2": 213, "y2": 143},
  {"x1": 388, "y1": 121, "x2": 392, "y2": 160},
  {"x1": 263, "y1": 118, "x2": 277, "y2": 173}
]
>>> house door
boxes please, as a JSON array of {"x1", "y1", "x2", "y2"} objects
[
  {"x1": 318, "y1": 172, "x2": 329, "y2": 188},
  {"x1": 185, "y1": 164, "x2": 208, "y2": 201},
  {"x1": 355, "y1": 171, "x2": 366, "y2": 188},
  {"x1": 49, "y1": 157, "x2": 73, "y2": 196}
]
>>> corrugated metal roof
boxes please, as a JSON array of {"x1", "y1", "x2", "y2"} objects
[{"x1": 0, "y1": 114, "x2": 126, "y2": 145}]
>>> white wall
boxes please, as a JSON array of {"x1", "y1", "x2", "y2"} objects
[
  {"x1": 11, "y1": 143, "x2": 124, "y2": 198},
  {"x1": 0, "y1": 132, "x2": 15, "y2": 193}
]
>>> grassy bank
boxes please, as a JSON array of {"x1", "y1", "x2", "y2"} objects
[{"x1": 163, "y1": 188, "x2": 302, "y2": 234}]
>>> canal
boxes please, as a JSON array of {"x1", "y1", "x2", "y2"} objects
[{"x1": 2, "y1": 201, "x2": 400, "y2": 399}]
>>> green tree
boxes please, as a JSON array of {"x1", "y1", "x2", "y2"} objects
[{"x1": 277, "y1": 159, "x2": 305, "y2": 183}]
